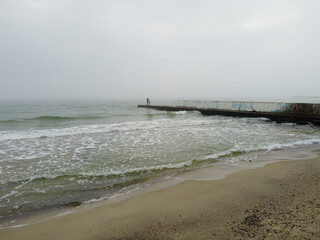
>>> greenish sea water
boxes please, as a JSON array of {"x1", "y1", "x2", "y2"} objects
[{"x1": 0, "y1": 99, "x2": 320, "y2": 224}]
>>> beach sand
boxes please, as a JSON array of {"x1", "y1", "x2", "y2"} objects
[{"x1": 0, "y1": 155, "x2": 319, "y2": 239}]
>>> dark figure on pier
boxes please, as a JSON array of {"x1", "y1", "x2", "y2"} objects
[{"x1": 147, "y1": 98, "x2": 150, "y2": 105}]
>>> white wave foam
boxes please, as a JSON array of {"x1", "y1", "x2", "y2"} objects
[
  {"x1": 261, "y1": 138, "x2": 320, "y2": 151},
  {"x1": 203, "y1": 138, "x2": 320, "y2": 161},
  {"x1": 0, "y1": 117, "x2": 218, "y2": 141},
  {"x1": 173, "y1": 111, "x2": 187, "y2": 115},
  {"x1": 78, "y1": 161, "x2": 194, "y2": 178},
  {"x1": 0, "y1": 190, "x2": 18, "y2": 201}
]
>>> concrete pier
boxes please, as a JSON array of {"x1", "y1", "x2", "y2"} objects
[{"x1": 138, "y1": 100, "x2": 320, "y2": 125}]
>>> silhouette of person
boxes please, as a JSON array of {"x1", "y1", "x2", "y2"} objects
[{"x1": 147, "y1": 98, "x2": 150, "y2": 105}]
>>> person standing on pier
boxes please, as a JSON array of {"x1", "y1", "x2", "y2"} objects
[{"x1": 147, "y1": 98, "x2": 150, "y2": 105}]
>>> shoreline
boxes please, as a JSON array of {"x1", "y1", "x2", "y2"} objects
[
  {"x1": 0, "y1": 144, "x2": 319, "y2": 239},
  {"x1": 1, "y1": 143, "x2": 319, "y2": 230}
]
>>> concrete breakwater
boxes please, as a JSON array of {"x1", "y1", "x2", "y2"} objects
[{"x1": 138, "y1": 100, "x2": 320, "y2": 125}]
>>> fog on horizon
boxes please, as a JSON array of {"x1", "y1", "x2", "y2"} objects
[{"x1": 1, "y1": 0, "x2": 320, "y2": 101}]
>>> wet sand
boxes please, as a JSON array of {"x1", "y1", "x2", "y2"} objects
[{"x1": 0, "y1": 155, "x2": 319, "y2": 239}]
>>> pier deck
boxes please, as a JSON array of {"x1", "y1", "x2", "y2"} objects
[{"x1": 138, "y1": 101, "x2": 320, "y2": 125}]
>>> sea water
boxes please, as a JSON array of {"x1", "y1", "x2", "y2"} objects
[{"x1": 1, "y1": 99, "x2": 320, "y2": 224}]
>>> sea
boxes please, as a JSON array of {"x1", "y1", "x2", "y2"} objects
[{"x1": 1, "y1": 98, "x2": 320, "y2": 226}]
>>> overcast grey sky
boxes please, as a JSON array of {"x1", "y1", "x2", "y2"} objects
[{"x1": 0, "y1": 0, "x2": 319, "y2": 100}]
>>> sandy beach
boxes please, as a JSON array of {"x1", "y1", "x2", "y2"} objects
[{"x1": 1, "y1": 152, "x2": 319, "y2": 240}]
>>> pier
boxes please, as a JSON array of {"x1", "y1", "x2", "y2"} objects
[{"x1": 138, "y1": 100, "x2": 320, "y2": 125}]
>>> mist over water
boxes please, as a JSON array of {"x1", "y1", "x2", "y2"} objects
[{"x1": 1, "y1": 99, "x2": 320, "y2": 223}]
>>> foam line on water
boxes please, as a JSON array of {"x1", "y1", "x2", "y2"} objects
[{"x1": 0, "y1": 117, "x2": 211, "y2": 141}]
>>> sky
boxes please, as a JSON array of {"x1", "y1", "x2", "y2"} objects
[{"x1": 0, "y1": 0, "x2": 320, "y2": 100}]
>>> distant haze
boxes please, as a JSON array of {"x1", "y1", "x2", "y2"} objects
[{"x1": 1, "y1": 0, "x2": 320, "y2": 100}]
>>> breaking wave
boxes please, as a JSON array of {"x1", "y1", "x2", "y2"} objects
[{"x1": 0, "y1": 115, "x2": 105, "y2": 124}]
